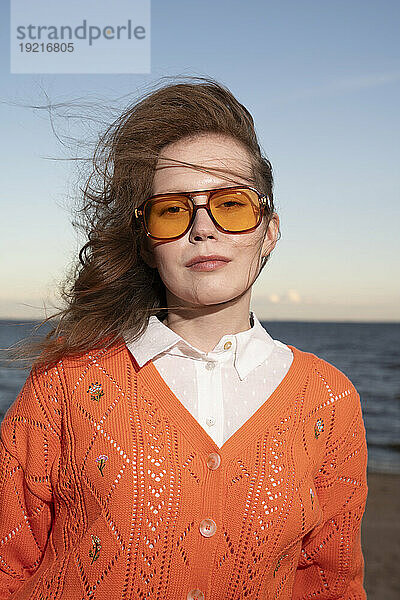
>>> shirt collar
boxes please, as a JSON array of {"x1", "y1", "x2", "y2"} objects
[{"x1": 123, "y1": 311, "x2": 278, "y2": 381}]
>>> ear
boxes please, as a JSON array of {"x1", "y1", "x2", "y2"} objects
[
  {"x1": 140, "y1": 236, "x2": 157, "y2": 269},
  {"x1": 261, "y1": 212, "x2": 280, "y2": 258}
]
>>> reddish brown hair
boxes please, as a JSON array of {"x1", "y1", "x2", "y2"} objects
[{"x1": 6, "y1": 75, "x2": 280, "y2": 369}]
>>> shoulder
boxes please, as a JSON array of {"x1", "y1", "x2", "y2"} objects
[
  {"x1": 41, "y1": 336, "x2": 128, "y2": 374},
  {"x1": 313, "y1": 351, "x2": 358, "y2": 397},
  {"x1": 18, "y1": 338, "x2": 128, "y2": 420},
  {"x1": 38, "y1": 338, "x2": 131, "y2": 402},
  {"x1": 289, "y1": 344, "x2": 358, "y2": 396},
  {"x1": 289, "y1": 344, "x2": 364, "y2": 438}
]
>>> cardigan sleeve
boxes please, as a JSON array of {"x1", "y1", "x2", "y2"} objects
[
  {"x1": 292, "y1": 373, "x2": 369, "y2": 600},
  {"x1": 0, "y1": 366, "x2": 62, "y2": 598}
]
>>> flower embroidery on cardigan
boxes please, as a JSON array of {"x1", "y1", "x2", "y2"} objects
[
  {"x1": 96, "y1": 454, "x2": 108, "y2": 476},
  {"x1": 89, "y1": 534, "x2": 101, "y2": 564},
  {"x1": 87, "y1": 382, "x2": 104, "y2": 402},
  {"x1": 273, "y1": 553, "x2": 288, "y2": 577},
  {"x1": 314, "y1": 418, "x2": 324, "y2": 438}
]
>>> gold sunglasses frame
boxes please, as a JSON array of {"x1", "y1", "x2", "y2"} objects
[{"x1": 134, "y1": 185, "x2": 270, "y2": 241}]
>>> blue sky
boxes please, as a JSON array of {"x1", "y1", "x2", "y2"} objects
[{"x1": 1, "y1": 0, "x2": 399, "y2": 321}]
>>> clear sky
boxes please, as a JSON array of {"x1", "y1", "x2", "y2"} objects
[{"x1": 1, "y1": 0, "x2": 399, "y2": 322}]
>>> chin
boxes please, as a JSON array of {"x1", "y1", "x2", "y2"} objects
[{"x1": 188, "y1": 291, "x2": 241, "y2": 306}]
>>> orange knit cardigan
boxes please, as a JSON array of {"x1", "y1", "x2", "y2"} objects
[{"x1": 0, "y1": 340, "x2": 368, "y2": 599}]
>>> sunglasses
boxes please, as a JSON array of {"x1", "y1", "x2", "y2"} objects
[{"x1": 134, "y1": 185, "x2": 270, "y2": 241}]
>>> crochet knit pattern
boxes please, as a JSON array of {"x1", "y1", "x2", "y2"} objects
[{"x1": 0, "y1": 340, "x2": 368, "y2": 599}]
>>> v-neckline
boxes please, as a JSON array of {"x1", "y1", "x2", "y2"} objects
[{"x1": 127, "y1": 343, "x2": 309, "y2": 458}]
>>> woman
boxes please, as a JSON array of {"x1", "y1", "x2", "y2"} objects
[{"x1": 0, "y1": 76, "x2": 368, "y2": 599}]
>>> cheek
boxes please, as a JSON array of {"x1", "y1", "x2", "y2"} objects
[
  {"x1": 228, "y1": 233, "x2": 262, "y2": 257},
  {"x1": 153, "y1": 245, "x2": 182, "y2": 276}
]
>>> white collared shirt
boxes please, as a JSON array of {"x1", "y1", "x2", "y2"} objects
[{"x1": 123, "y1": 311, "x2": 293, "y2": 448}]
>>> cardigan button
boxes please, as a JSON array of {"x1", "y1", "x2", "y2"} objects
[
  {"x1": 187, "y1": 589, "x2": 205, "y2": 600},
  {"x1": 199, "y1": 518, "x2": 217, "y2": 537},
  {"x1": 206, "y1": 452, "x2": 221, "y2": 470},
  {"x1": 223, "y1": 341, "x2": 232, "y2": 350}
]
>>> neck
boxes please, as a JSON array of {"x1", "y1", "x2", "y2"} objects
[{"x1": 163, "y1": 296, "x2": 254, "y2": 354}]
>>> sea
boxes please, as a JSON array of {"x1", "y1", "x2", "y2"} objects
[{"x1": 0, "y1": 319, "x2": 399, "y2": 474}]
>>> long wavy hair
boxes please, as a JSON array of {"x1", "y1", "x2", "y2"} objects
[{"x1": 5, "y1": 75, "x2": 280, "y2": 370}]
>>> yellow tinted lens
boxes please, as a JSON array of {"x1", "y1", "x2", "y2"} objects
[
  {"x1": 145, "y1": 195, "x2": 191, "y2": 238},
  {"x1": 144, "y1": 189, "x2": 260, "y2": 238},
  {"x1": 210, "y1": 189, "x2": 260, "y2": 231}
]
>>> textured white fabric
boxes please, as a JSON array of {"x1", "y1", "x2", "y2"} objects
[{"x1": 123, "y1": 311, "x2": 293, "y2": 448}]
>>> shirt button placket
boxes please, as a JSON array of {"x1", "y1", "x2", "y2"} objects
[
  {"x1": 191, "y1": 451, "x2": 220, "y2": 596},
  {"x1": 191, "y1": 353, "x2": 224, "y2": 598}
]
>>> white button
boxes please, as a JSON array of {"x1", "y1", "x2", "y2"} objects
[
  {"x1": 206, "y1": 417, "x2": 216, "y2": 427},
  {"x1": 187, "y1": 589, "x2": 205, "y2": 600},
  {"x1": 224, "y1": 341, "x2": 232, "y2": 350},
  {"x1": 206, "y1": 452, "x2": 221, "y2": 470},
  {"x1": 199, "y1": 518, "x2": 217, "y2": 537},
  {"x1": 205, "y1": 361, "x2": 216, "y2": 370}
]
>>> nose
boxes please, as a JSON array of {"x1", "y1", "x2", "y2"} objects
[{"x1": 188, "y1": 194, "x2": 217, "y2": 238}]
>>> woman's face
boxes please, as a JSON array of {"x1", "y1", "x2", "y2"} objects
[{"x1": 140, "y1": 133, "x2": 279, "y2": 310}]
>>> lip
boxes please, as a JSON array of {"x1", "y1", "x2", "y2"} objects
[
  {"x1": 188, "y1": 260, "x2": 230, "y2": 272},
  {"x1": 185, "y1": 255, "x2": 231, "y2": 267}
]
